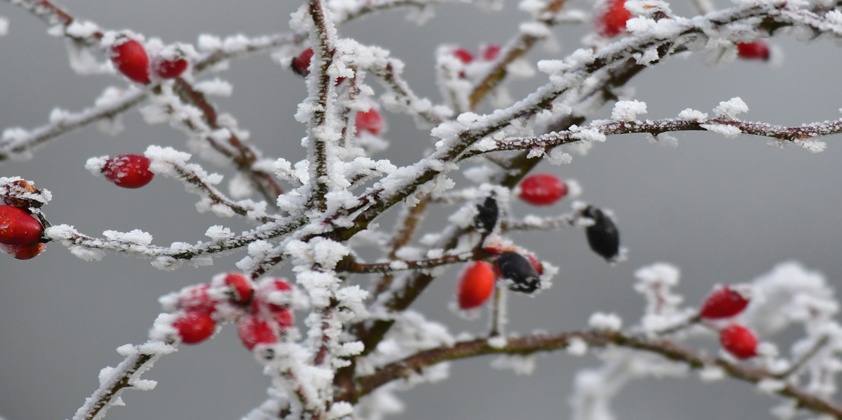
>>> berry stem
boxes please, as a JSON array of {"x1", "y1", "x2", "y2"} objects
[{"x1": 776, "y1": 335, "x2": 831, "y2": 379}]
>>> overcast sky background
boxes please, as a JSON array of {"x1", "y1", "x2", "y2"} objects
[{"x1": 2, "y1": 0, "x2": 842, "y2": 419}]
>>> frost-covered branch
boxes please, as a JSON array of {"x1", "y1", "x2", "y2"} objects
[
  {"x1": 351, "y1": 331, "x2": 842, "y2": 419},
  {"x1": 0, "y1": 90, "x2": 146, "y2": 162},
  {"x1": 72, "y1": 340, "x2": 176, "y2": 420},
  {"x1": 338, "y1": 248, "x2": 491, "y2": 273}
]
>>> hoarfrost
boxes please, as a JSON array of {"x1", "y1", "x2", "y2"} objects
[
  {"x1": 713, "y1": 97, "x2": 748, "y2": 120},
  {"x1": 589, "y1": 312, "x2": 623, "y2": 331},
  {"x1": 611, "y1": 100, "x2": 648, "y2": 122}
]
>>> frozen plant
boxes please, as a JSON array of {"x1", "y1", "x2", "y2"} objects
[{"x1": 2, "y1": 0, "x2": 842, "y2": 419}]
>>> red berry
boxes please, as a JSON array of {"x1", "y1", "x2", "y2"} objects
[
  {"x1": 110, "y1": 38, "x2": 150, "y2": 84},
  {"x1": 457, "y1": 261, "x2": 496, "y2": 310},
  {"x1": 252, "y1": 279, "x2": 293, "y2": 315},
  {"x1": 526, "y1": 255, "x2": 543, "y2": 276},
  {"x1": 0, "y1": 242, "x2": 46, "y2": 260},
  {"x1": 719, "y1": 325, "x2": 758, "y2": 359},
  {"x1": 737, "y1": 41, "x2": 770, "y2": 60},
  {"x1": 481, "y1": 44, "x2": 501, "y2": 61},
  {"x1": 0, "y1": 205, "x2": 43, "y2": 245},
  {"x1": 453, "y1": 48, "x2": 473, "y2": 64},
  {"x1": 177, "y1": 284, "x2": 218, "y2": 314},
  {"x1": 102, "y1": 154, "x2": 154, "y2": 189},
  {"x1": 272, "y1": 309, "x2": 294, "y2": 329},
  {"x1": 518, "y1": 174, "x2": 568, "y2": 206},
  {"x1": 173, "y1": 311, "x2": 216, "y2": 344},
  {"x1": 355, "y1": 109, "x2": 385, "y2": 136},
  {"x1": 153, "y1": 56, "x2": 188, "y2": 79},
  {"x1": 699, "y1": 287, "x2": 749, "y2": 319},
  {"x1": 595, "y1": 0, "x2": 633, "y2": 38},
  {"x1": 223, "y1": 273, "x2": 255, "y2": 305},
  {"x1": 291, "y1": 48, "x2": 315, "y2": 77},
  {"x1": 238, "y1": 315, "x2": 278, "y2": 350}
]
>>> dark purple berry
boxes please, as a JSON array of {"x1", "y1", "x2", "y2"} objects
[
  {"x1": 496, "y1": 251, "x2": 541, "y2": 294},
  {"x1": 584, "y1": 206, "x2": 620, "y2": 262},
  {"x1": 474, "y1": 196, "x2": 498, "y2": 234}
]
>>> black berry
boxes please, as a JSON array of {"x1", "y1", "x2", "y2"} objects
[
  {"x1": 496, "y1": 251, "x2": 541, "y2": 294},
  {"x1": 474, "y1": 196, "x2": 499, "y2": 233},
  {"x1": 584, "y1": 206, "x2": 620, "y2": 261}
]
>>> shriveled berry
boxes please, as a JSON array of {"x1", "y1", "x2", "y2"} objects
[
  {"x1": 2, "y1": 179, "x2": 44, "y2": 210},
  {"x1": 110, "y1": 38, "x2": 150, "y2": 84},
  {"x1": 474, "y1": 196, "x2": 499, "y2": 234},
  {"x1": 481, "y1": 44, "x2": 501, "y2": 61},
  {"x1": 737, "y1": 41, "x2": 770, "y2": 60},
  {"x1": 102, "y1": 154, "x2": 154, "y2": 189},
  {"x1": 519, "y1": 174, "x2": 568, "y2": 206},
  {"x1": 453, "y1": 48, "x2": 473, "y2": 64},
  {"x1": 457, "y1": 261, "x2": 496, "y2": 310},
  {"x1": 177, "y1": 284, "x2": 218, "y2": 314},
  {"x1": 153, "y1": 56, "x2": 188, "y2": 79},
  {"x1": 0, "y1": 205, "x2": 43, "y2": 245},
  {"x1": 223, "y1": 273, "x2": 255, "y2": 305},
  {"x1": 700, "y1": 287, "x2": 749, "y2": 319},
  {"x1": 720, "y1": 325, "x2": 758, "y2": 359},
  {"x1": 291, "y1": 47, "x2": 315, "y2": 77},
  {"x1": 0, "y1": 242, "x2": 46, "y2": 260},
  {"x1": 584, "y1": 206, "x2": 620, "y2": 261},
  {"x1": 595, "y1": 0, "x2": 633, "y2": 38},
  {"x1": 252, "y1": 279, "x2": 293, "y2": 315},
  {"x1": 173, "y1": 311, "x2": 216, "y2": 344},
  {"x1": 355, "y1": 109, "x2": 385, "y2": 136},
  {"x1": 238, "y1": 316, "x2": 278, "y2": 350},
  {"x1": 496, "y1": 251, "x2": 541, "y2": 294}
]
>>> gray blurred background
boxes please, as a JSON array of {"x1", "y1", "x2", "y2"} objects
[{"x1": 2, "y1": 0, "x2": 842, "y2": 419}]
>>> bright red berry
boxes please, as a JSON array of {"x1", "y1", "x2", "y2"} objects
[
  {"x1": 252, "y1": 279, "x2": 293, "y2": 315},
  {"x1": 272, "y1": 309, "x2": 294, "y2": 329},
  {"x1": 0, "y1": 205, "x2": 43, "y2": 245},
  {"x1": 699, "y1": 287, "x2": 749, "y2": 319},
  {"x1": 173, "y1": 311, "x2": 217, "y2": 344},
  {"x1": 719, "y1": 325, "x2": 758, "y2": 359},
  {"x1": 457, "y1": 261, "x2": 496, "y2": 310},
  {"x1": 453, "y1": 48, "x2": 473, "y2": 64},
  {"x1": 291, "y1": 48, "x2": 315, "y2": 77},
  {"x1": 177, "y1": 284, "x2": 218, "y2": 314},
  {"x1": 518, "y1": 174, "x2": 568, "y2": 206},
  {"x1": 0, "y1": 242, "x2": 46, "y2": 260},
  {"x1": 481, "y1": 44, "x2": 501, "y2": 61},
  {"x1": 238, "y1": 315, "x2": 278, "y2": 350},
  {"x1": 595, "y1": 0, "x2": 633, "y2": 38},
  {"x1": 110, "y1": 38, "x2": 150, "y2": 84},
  {"x1": 223, "y1": 273, "x2": 255, "y2": 305},
  {"x1": 102, "y1": 154, "x2": 154, "y2": 189},
  {"x1": 737, "y1": 41, "x2": 770, "y2": 61},
  {"x1": 355, "y1": 109, "x2": 385, "y2": 136},
  {"x1": 153, "y1": 56, "x2": 188, "y2": 79}
]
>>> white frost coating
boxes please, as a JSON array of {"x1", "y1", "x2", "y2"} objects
[
  {"x1": 195, "y1": 78, "x2": 234, "y2": 97},
  {"x1": 678, "y1": 108, "x2": 708, "y2": 121},
  {"x1": 487, "y1": 335, "x2": 508, "y2": 349},
  {"x1": 310, "y1": 238, "x2": 351, "y2": 270},
  {"x1": 519, "y1": 21, "x2": 551, "y2": 38},
  {"x1": 144, "y1": 146, "x2": 192, "y2": 175},
  {"x1": 698, "y1": 365, "x2": 726, "y2": 382},
  {"x1": 103, "y1": 229, "x2": 153, "y2": 246},
  {"x1": 70, "y1": 246, "x2": 106, "y2": 261},
  {"x1": 588, "y1": 312, "x2": 623, "y2": 331},
  {"x1": 327, "y1": 401, "x2": 354, "y2": 419},
  {"x1": 571, "y1": 127, "x2": 607, "y2": 143},
  {"x1": 650, "y1": 133, "x2": 678, "y2": 147},
  {"x1": 700, "y1": 123, "x2": 742, "y2": 138},
  {"x1": 0, "y1": 17, "x2": 8, "y2": 37},
  {"x1": 713, "y1": 97, "x2": 748, "y2": 120},
  {"x1": 611, "y1": 100, "x2": 648, "y2": 122},
  {"x1": 197, "y1": 34, "x2": 223, "y2": 51},
  {"x1": 205, "y1": 225, "x2": 234, "y2": 240},
  {"x1": 491, "y1": 355, "x2": 536, "y2": 375},
  {"x1": 567, "y1": 337, "x2": 588, "y2": 356},
  {"x1": 547, "y1": 148, "x2": 573, "y2": 165},
  {"x1": 85, "y1": 156, "x2": 109, "y2": 175},
  {"x1": 757, "y1": 379, "x2": 787, "y2": 394}
]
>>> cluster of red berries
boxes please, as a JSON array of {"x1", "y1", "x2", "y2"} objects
[
  {"x1": 100, "y1": 154, "x2": 155, "y2": 189},
  {"x1": 457, "y1": 250, "x2": 543, "y2": 310},
  {"x1": 167, "y1": 273, "x2": 295, "y2": 350},
  {"x1": 698, "y1": 286, "x2": 758, "y2": 359},
  {"x1": 110, "y1": 37, "x2": 188, "y2": 84}
]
